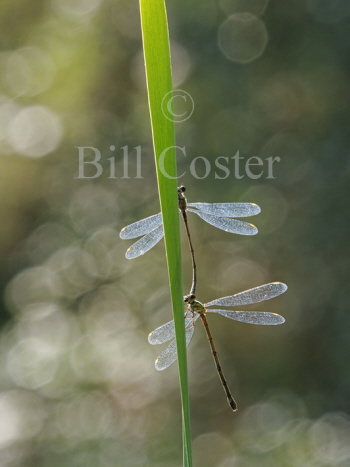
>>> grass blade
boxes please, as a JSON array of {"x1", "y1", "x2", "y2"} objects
[{"x1": 139, "y1": 1, "x2": 192, "y2": 465}]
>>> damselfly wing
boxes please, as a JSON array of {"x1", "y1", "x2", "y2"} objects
[{"x1": 120, "y1": 186, "x2": 261, "y2": 260}]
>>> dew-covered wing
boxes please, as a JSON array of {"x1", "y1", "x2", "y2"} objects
[
  {"x1": 207, "y1": 309, "x2": 285, "y2": 325},
  {"x1": 148, "y1": 316, "x2": 195, "y2": 345},
  {"x1": 120, "y1": 213, "x2": 162, "y2": 239},
  {"x1": 188, "y1": 202, "x2": 261, "y2": 218},
  {"x1": 154, "y1": 315, "x2": 199, "y2": 371},
  {"x1": 187, "y1": 209, "x2": 258, "y2": 235},
  {"x1": 125, "y1": 224, "x2": 164, "y2": 259},
  {"x1": 206, "y1": 282, "x2": 288, "y2": 307}
]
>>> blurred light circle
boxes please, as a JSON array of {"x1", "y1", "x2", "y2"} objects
[
  {"x1": 253, "y1": 76, "x2": 301, "y2": 129},
  {"x1": 309, "y1": 413, "x2": 350, "y2": 463},
  {"x1": 51, "y1": 0, "x2": 103, "y2": 19},
  {"x1": 54, "y1": 392, "x2": 114, "y2": 439},
  {"x1": 69, "y1": 186, "x2": 119, "y2": 233},
  {"x1": 70, "y1": 335, "x2": 112, "y2": 384},
  {"x1": 0, "y1": 391, "x2": 46, "y2": 447},
  {"x1": 7, "y1": 338, "x2": 59, "y2": 389},
  {"x1": 217, "y1": 456, "x2": 240, "y2": 467},
  {"x1": 71, "y1": 328, "x2": 153, "y2": 388},
  {"x1": 46, "y1": 246, "x2": 97, "y2": 298},
  {"x1": 18, "y1": 303, "x2": 73, "y2": 351},
  {"x1": 238, "y1": 401, "x2": 293, "y2": 452},
  {"x1": 218, "y1": 13, "x2": 268, "y2": 64},
  {"x1": 8, "y1": 105, "x2": 63, "y2": 158},
  {"x1": 171, "y1": 41, "x2": 193, "y2": 86},
  {"x1": 6, "y1": 266, "x2": 58, "y2": 311},
  {"x1": 84, "y1": 228, "x2": 123, "y2": 278},
  {"x1": 307, "y1": 0, "x2": 350, "y2": 23},
  {"x1": 220, "y1": 0, "x2": 270, "y2": 16},
  {"x1": 26, "y1": 222, "x2": 76, "y2": 264},
  {"x1": 0, "y1": 97, "x2": 19, "y2": 154},
  {"x1": 193, "y1": 432, "x2": 233, "y2": 467},
  {"x1": 5, "y1": 47, "x2": 55, "y2": 97},
  {"x1": 283, "y1": 419, "x2": 314, "y2": 464}
]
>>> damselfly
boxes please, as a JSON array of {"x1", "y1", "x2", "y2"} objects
[
  {"x1": 120, "y1": 186, "x2": 260, "y2": 294},
  {"x1": 148, "y1": 282, "x2": 288, "y2": 411}
]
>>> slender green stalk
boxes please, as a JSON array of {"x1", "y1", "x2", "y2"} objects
[{"x1": 139, "y1": 1, "x2": 192, "y2": 465}]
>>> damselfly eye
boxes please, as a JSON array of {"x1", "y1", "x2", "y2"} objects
[
  {"x1": 180, "y1": 186, "x2": 186, "y2": 192},
  {"x1": 184, "y1": 294, "x2": 195, "y2": 303}
]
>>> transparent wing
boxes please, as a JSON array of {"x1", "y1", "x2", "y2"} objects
[
  {"x1": 120, "y1": 213, "x2": 162, "y2": 239},
  {"x1": 153, "y1": 315, "x2": 200, "y2": 371},
  {"x1": 125, "y1": 224, "x2": 164, "y2": 259},
  {"x1": 154, "y1": 329, "x2": 194, "y2": 371},
  {"x1": 149, "y1": 320, "x2": 176, "y2": 345},
  {"x1": 188, "y1": 209, "x2": 258, "y2": 235},
  {"x1": 148, "y1": 315, "x2": 199, "y2": 345},
  {"x1": 206, "y1": 282, "x2": 288, "y2": 307},
  {"x1": 188, "y1": 202, "x2": 261, "y2": 218},
  {"x1": 207, "y1": 309, "x2": 285, "y2": 325}
]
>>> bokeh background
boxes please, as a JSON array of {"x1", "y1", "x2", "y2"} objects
[{"x1": 0, "y1": 0, "x2": 350, "y2": 465}]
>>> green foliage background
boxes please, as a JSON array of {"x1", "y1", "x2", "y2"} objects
[{"x1": 0, "y1": 0, "x2": 349, "y2": 466}]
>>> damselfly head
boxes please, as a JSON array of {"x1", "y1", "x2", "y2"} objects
[
  {"x1": 178, "y1": 185, "x2": 186, "y2": 193},
  {"x1": 184, "y1": 294, "x2": 195, "y2": 304}
]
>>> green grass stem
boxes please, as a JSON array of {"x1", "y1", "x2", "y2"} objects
[{"x1": 139, "y1": 1, "x2": 192, "y2": 465}]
